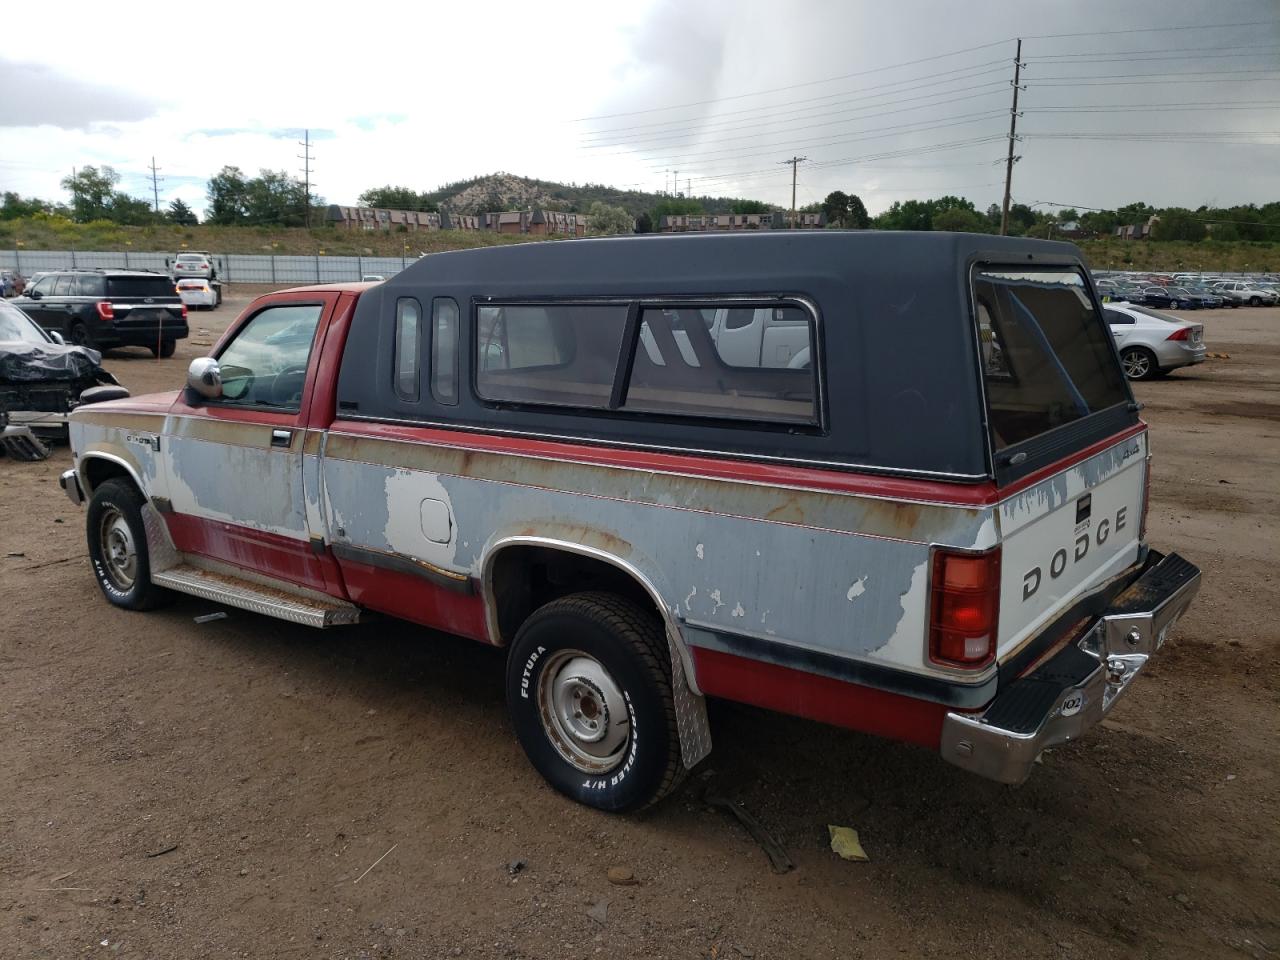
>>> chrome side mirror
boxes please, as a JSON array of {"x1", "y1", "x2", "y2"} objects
[
  {"x1": 187, "y1": 357, "x2": 223, "y2": 399},
  {"x1": 48, "y1": 330, "x2": 66, "y2": 345}
]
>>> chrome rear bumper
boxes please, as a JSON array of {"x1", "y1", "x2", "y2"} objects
[{"x1": 940, "y1": 551, "x2": 1200, "y2": 784}]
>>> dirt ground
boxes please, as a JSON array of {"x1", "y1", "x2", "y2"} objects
[{"x1": 2, "y1": 296, "x2": 1277, "y2": 960}]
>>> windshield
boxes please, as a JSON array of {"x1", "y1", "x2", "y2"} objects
[
  {"x1": 974, "y1": 268, "x2": 1130, "y2": 451},
  {"x1": 0, "y1": 300, "x2": 50, "y2": 343}
]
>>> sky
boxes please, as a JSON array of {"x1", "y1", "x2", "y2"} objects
[{"x1": 0, "y1": 0, "x2": 1277, "y2": 220}]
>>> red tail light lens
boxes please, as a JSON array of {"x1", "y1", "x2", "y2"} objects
[
  {"x1": 929, "y1": 548, "x2": 1001, "y2": 669},
  {"x1": 180, "y1": 303, "x2": 188, "y2": 319},
  {"x1": 1165, "y1": 327, "x2": 1190, "y2": 342},
  {"x1": 95, "y1": 301, "x2": 114, "y2": 320}
]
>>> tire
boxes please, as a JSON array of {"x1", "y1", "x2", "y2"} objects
[
  {"x1": 67, "y1": 319, "x2": 93, "y2": 347},
  {"x1": 1120, "y1": 346, "x2": 1159, "y2": 381},
  {"x1": 158, "y1": 339, "x2": 176, "y2": 358},
  {"x1": 1249, "y1": 296, "x2": 1262, "y2": 307},
  {"x1": 86, "y1": 478, "x2": 169, "y2": 611},
  {"x1": 506, "y1": 592, "x2": 684, "y2": 812}
]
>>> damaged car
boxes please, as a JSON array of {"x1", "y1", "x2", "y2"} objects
[{"x1": 0, "y1": 299, "x2": 129, "y2": 461}]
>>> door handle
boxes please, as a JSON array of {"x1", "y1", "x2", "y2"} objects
[{"x1": 270, "y1": 429, "x2": 293, "y2": 448}]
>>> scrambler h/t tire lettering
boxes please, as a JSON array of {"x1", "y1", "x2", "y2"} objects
[{"x1": 505, "y1": 592, "x2": 684, "y2": 812}]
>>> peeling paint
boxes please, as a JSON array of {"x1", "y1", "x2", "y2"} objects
[
  {"x1": 709, "y1": 589, "x2": 724, "y2": 616},
  {"x1": 684, "y1": 585, "x2": 697, "y2": 612},
  {"x1": 731, "y1": 602, "x2": 745, "y2": 618},
  {"x1": 847, "y1": 577, "x2": 867, "y2": 601},
  {"x1": 695, "y1": 543, "x2": 705, "y2": 560}
]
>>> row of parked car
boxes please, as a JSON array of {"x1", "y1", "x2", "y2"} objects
[{"x1": 1095, "y1": 274, "x2": 1280, "y2": 309}]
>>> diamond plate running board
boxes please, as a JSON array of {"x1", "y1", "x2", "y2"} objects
[{"x1": 152, "y1": 563, "x2": 360, "y2": 628}]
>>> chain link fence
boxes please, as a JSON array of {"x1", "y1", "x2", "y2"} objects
[{"x1": 0, "y1": 250, "x2": 415, "y2": 284}]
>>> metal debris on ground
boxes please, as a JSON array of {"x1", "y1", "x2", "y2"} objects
[
  {"x1": 827, "y1": 825, "x2": 870, "y2": 862},
  {"x1": 703, "y1": 777, "x2": 795, "y2": 874},
  {"x1": 193, "y1": 612, "x2": 229, "y2": 624},
  {"x1": 506, "y1": 859, "x2": 526, "y2": 876},
  {"x1": 586, "y1": 899, "x2": 609, "y2": 925}
]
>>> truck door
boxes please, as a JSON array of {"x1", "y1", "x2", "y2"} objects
[{"x1": 161, "y1": 292, "x2": 339, "y2": 591}]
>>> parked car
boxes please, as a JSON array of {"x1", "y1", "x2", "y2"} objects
[
  {"x1": 1137, "y1": 286, "x2": 1199, "y2": 310},
  {"x1": 168, "y1": 252, "x2": 217, "y2": 280},
  {"x1": 1103, "y1": 301, "x2": 1206, "y2": 380},
  {"x1": 1212, "y1": 280, "x2": 1278, "y2": 306},
  {"x1": 0, "y1": 298, "x2": 127, "y2": 459},
  {"x1": 361, "y1": 274, "x2": 386, "y2": 282},
  {"x1": 176, "y1": 278, "x2": 218, "y2": 310},
  {"x1": 13, "y1": 269, "x2": 189, "y2": 356},
  {"x1": 1177, "y1": 284, "x2": 1225, "y2": 309},
  {"x1": 59, "y1": 233, "x2": 1200, "y2": 812}
]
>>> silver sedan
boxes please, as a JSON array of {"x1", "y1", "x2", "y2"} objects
[{"x1": 1103, "y1": 301, "x2": 1206, "y2": 380}]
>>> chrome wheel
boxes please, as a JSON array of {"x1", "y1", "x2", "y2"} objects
[
  {"x1": 536, "y1": 649, "x2": 630, "y2": 774},
  {"x1": 1122, "y1": 349, "x2": 1152, "y2": 380},
  {"x1": 98, "y1": 507, "x2": 138, "y2": 590}
]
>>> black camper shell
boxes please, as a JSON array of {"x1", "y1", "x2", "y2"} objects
[{"x1": 336, "y1": 231, "x2": 1137, "y2": 485}]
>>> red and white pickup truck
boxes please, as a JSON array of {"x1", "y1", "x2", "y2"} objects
[{"x1": 60, "y1": 233, "x2": 1201, "y2": 811}]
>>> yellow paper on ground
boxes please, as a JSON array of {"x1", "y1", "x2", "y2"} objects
[{"x1": 827, "y1": 825, "x2": 869, "y2": 862}]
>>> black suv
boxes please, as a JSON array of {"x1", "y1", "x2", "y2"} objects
[{"x1": 15, "y1": 270, "x2": 189, "y2": 356}]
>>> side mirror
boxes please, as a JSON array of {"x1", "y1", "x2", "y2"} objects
[
  {"x1": 187, "y1": 357, "x2": 223, "y2": 399},
  {"x1": 29, "y1": 289, "x2": 42, "y2": 300},
  {"x1": 48, "y1": 330, "x2": 66, "y2": 345}
]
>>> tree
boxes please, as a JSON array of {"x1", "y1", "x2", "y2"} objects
[
  {"x1": 1006, "y1": 203, "x2": 1037, "y2": 235},
  {"x1": 244, "y1": 169, "x2": 311, "y2": 227},
  {"x1": 61, "y1": 165, "x2": 119, "y2": 222},
  {"x1": 168, "y1": 198, "x2": 198, "y2": 225},
  {"x1": 874, "y1": 199, "x2": 934, "y2": 231},
  {"x1": 634, "y1": 211, "x2": 654, "y2": 234},
  {"x1": 1151, "y1": 209, "x2": 1207, "y2": 242},
  {"x1": 932, "y1": 207, "x2": 991, "y2": 233},
  {"x1": 358, "y1": 185, "x2": 437, "y2": 211},
  {"x1": 1079, "y1": 210, "x2": 1118, "y2": 236},
  {"x1": 730, "y1": 199, "x2": 770, "y2": 214},
  {"x1": 821, "y1": 190, "x2": 850, "y2": 226},
  {"x1": 586, "y1": 201, "x2": 634, "y2": 236},
  {"x1": 1, "y1": 192, "x2": 54, "y2": 219},
  {"x1": 653, "y1": 197, "x2": 703, "y2": 218},
  {"x1": 1056, "y1": 208, "x2": 1080, "y2": 222},
  {"x1": 206, "y1": 166, "x2": 250, "y2": 225},
  {"x1": 108, "y1": 193, "x2": 156, "y2": 225},
  {"x1": 846, "y1": 194, "x2": 870, "y2": 230}
]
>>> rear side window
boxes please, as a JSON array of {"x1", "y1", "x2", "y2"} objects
[
  {"x1": 53, "y1": 275, "x2": 76, "y2": 296},
  {"x1": 431, "y1": 297, "x2": 459, "y2": 405},
  {"x1": 77, "y1": 275, "x2": 105, "y2": 296},
  {"x1": 106, "y1": 276, "x2": 178, "y2": 299},
  {"x1": 624, "y1": 304, "x2": 817, "y2": 424},
  {"x1": 974, "y1": 268, "x2": 1129, "y2": 451},
  {"x1": 394, "y1": 298, "x2": 421, "y2": 401},
  {"x1": 475, "y1": 303, "x2": 628, "y2": 408}
]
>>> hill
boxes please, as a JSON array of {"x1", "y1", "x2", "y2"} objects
[{"x1": 422, "y1": 172, "x2": 769, "y2": 218}]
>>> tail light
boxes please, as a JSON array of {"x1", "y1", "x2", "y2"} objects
[
  {"x1": 929, "y1": 547, "x2": 1001, "y2": 669},
  {"x1": 1165, "y1": 327, "x2": 1190, "y2": 341},
  {"x1": 95, "y1": 301, "x2": 114, "y2": 320},
  {"x1": 180, "y1": 303, "x2": 188, "y2": 319}
]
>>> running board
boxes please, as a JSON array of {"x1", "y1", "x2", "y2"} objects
[{"x1": 152, "y1": 563, "x2": 360, "y2": 628}]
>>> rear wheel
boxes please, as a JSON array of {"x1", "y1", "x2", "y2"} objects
[
  {"x1": 86, "y1": 478, "x2": 168, "y2": 611},
  {"x1": 1249, "y1": 296, "x2": 1262, "y2": 307},
  {"x1": 67, "y1": 320, "x2": 93, "y2": 347},
  {"x1": 1120, "y1": 346, "x2": 1159, "y2": 381},
  {"x1": 506, "y1": 592, "x2": 683, "y2": 812},
  {"x1": 151, "y1": 339, "x2": 176, "y2": 358}
]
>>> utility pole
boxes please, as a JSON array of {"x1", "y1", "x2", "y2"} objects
[
  {"x1": 674, "y1": 170, "x2": 679, "y2": 197},
  {"x1": 298, "y1": 129, "x2": 314, "y2": 228},
  {"x1": 149, "y1": 156, "x2": 163, "y2": 214},
  {"x1": 999, "y1": 38, "x2": 1024, "y2": 236},
  {"x1": 781, "y1": 156, "x2": 807, "y2": 228}
]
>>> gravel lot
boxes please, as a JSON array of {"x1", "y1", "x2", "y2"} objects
[{"x1": 2, "y1": 294, "x2": 1277, "y2": 959}]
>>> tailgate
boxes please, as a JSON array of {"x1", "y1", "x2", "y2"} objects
[{"x1": 996, "y1": 431, "x2": 1147, "y2": 660}]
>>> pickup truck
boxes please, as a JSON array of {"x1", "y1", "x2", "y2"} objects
[{"x1": 59, "y1": 233, "x2": 1201, "y2": 812}]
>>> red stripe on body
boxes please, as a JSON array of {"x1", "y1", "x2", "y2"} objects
[
  {"x1": 336, "y1": 556, "x2": 490, "y2": 643},
  {"x1": 162, "y1": 513, "x2": 338, "y2": 595},
  {"x1": 691, "y1": 646, "x2": 952, "y2": 749}
]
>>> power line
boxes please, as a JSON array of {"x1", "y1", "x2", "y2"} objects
[
  {"x1": 571, "y1": 38, "x2": 1017, "y2": 121},
  {"x1": 1022, "y1": 18, "x2": 1279, "y2": 40},
  {"x1": 578, "y1": 61, "x2": 1011, "y2": 139},
  {"x1": 1028, "y1": 41, "x2": 1280, "y2": 59}
]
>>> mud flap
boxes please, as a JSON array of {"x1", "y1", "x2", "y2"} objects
[{"x1": 669, "y1": 632, "x2": 713, "y2": 769}]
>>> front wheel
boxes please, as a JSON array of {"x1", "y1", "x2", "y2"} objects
[
  {"x1": 86, "y1": 478, "x2": 169, "y2": 610},
  {"x1": 1121, "y1": 346, "x2": 1159, "y2": 381},
  {"x1": 67, "y1": 320, "x2": 93, "y2": 347},
  {"x1": 506, "y1": 592, "x2": 684, "y2": 812},
  {"x1": 1249, "y1": 296, "x2": 1262, "y2": 307}
]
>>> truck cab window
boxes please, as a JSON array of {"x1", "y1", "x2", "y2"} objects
[
  {"x1": 394, "y1": 298, "x2": 421, "y2": 401},
  {"x1": 431, "y1": 297, "x2": 459, "y2": 405},
  {"x1": 214, "y1": 303, "x2": 323, "y2": 411}
]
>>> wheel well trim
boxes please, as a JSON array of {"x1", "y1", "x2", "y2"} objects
[
  {"x1": 78, "y1": 451, "x2": 146, "y2": 499},
  {"x1": 479, "y1": 535, "x2": 702, "y2": 696}
]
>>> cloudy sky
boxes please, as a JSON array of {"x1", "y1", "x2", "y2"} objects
[{"x1": 1, "y1": 0, "x2": 1276, "y2": 219}]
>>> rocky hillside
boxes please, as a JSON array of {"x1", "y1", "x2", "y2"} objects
[{"x1": 424, "y1": 172, "x2": 761, "y2": 218}]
